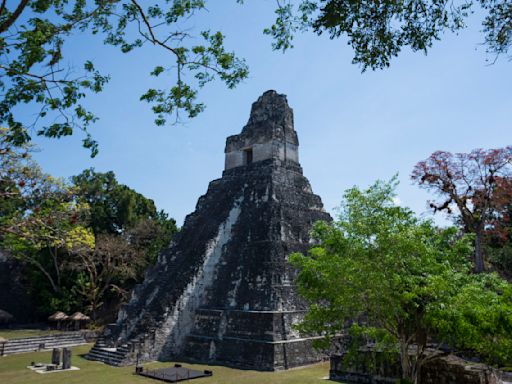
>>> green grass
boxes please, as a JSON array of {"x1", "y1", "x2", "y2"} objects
[
  {"x1": 0, "y1": 329, "x2": 64, "y2": 340},
  {"x1": 0, "y1": 344, "x2": 333, "y2": 384}
]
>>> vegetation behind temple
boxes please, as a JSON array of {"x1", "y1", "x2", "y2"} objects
[{"x1": 0, "y1": 131, "x2": 178, "y2": 323}]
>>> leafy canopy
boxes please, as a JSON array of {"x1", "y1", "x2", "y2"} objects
[
  {"x1": 290, "y1": 178, "x2": 512, "y2": 381},
  {"x1": 0, "y1": 0, "x2": 249, "y2": 156},
  {"x1": 0, "y1": 133, "x2": 178, "y2": 319},
  {"x1": 2, "y1": 1, "x2": 510, "y2": 155},
  {"x1": 71, "y1": 168, "x2": 175, "y2": 234},
  {"x1": 411, "y1": 147, "x2": 512, "y2": 272},
  {"x1": 266, "y1": 1, "x2": 512, "y2": 71}
]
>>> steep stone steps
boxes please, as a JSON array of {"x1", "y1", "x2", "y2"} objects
[
  {"x1": 1, "y1": 332, "x2": 87, "y2": 355},
  {"x1": 84, "y1": 345, "x2": 129, "y2": 366},
  {"x1": 84, "y1": 334, "x2": 132, "y2": 366}
]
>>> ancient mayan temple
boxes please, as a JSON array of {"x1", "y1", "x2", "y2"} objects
[{"x1": 86, "y1": 90, "x2": 332, "y2": 370}]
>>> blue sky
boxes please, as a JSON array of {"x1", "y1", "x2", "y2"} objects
[{"x1": 30, "y1": 1, "x2": 511, "y2": 226}]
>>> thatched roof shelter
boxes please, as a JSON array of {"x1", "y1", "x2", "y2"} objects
[
  {"x1": 0, "y1": 309, "x2": 13, "y2": 323},
  {"x1": 68, "y1": 312, "x2": 90, "y2": 330},
  {"x1": 48, "y1": 311, "x2": 68, "y2": 321},
  {"x1": 68, "y1": 312, "x2": 90, "y2": 321}
]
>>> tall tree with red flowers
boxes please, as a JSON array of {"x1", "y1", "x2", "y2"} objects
[{"x1": 412, "y1": 147, "x2": 512, "y2": 273}]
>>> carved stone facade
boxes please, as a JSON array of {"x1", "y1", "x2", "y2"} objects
[
  {"x1": 86, "y1": 90, "x2": 331, "y2": 370},
  {"x1": 225, "y1": 91, "x2": 299, "y2": 169}
]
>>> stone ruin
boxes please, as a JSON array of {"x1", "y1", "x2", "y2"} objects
[
  {"x1": 29, "y1": 347, "x2": 74, "y2": 373},
  {"x1": 86, "y1": 90, "x2": 332, "y2": 370},
  {"x1": 330, "y1": 353, "x2": 512, "y2": 384}
]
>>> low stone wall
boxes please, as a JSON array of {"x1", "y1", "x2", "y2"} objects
[
  {"x1": 1, "y1": 332, "x2": 87, "y2": 356},
  {"x1": 330, "y1": 353, "x2": 507, "y2": 384}
]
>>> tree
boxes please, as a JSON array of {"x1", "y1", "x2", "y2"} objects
[
  {"x1": 126, "y1": 214, "x2": 178, "y2": 266},
  {"x1": 69, "y1": 233, "x2": 144, "y2": 320},
  {"x1": 411, "y1": 147, "x2": 512, "y2": 273},
  {"x1": 266, "y1": 0, "x2": 512, "y2": 71},
  {"x1": 484, "y1": 177, "x2": 512, "y2": 276},
  {"x1": 0, "y1": 127, "x2": 37, "y2": 203},
  {"x1": 0, "y1": 0, "x2": 249, "y2": 156},
  {"x1": 290, "y1": 178, "x2": 512, "y2": 383},
  {"x1": 1, "y1": 191, "x2": 92, "y2": 295},
  {"x1": 1, "y1": 127, "x2": 93, "y2": 294},
  {"x1": 1, "y1": 128, "x2": 94, "y2": 312},
  {"x1": 70, "y1": 168, "x2": 177, "y2": 318},
  {"x1": 0, "y1": 127, "x2": 29, "y2": 218},
  {"x1": 72, "y1": 168, "x2": 177, "y2": 237},
  {"x1": 1, "y1": 132, "x2": 177, "y2": 319}
]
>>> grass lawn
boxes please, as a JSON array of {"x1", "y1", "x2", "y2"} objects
[
  {"x1": 0, "y1": 344, "x2": 335, "y2": 384},
  {"x1": 0, "y1": 329, "x2": 64, "y2": 340}
]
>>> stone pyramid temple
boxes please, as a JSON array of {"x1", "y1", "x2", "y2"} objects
[{"x1": 86, "y1": 90, "x2": 332, "y2": 370}]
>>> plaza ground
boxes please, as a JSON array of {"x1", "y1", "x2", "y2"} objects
[{"x1": 0, "y1": 344, "x2": 333, "y2": 384}]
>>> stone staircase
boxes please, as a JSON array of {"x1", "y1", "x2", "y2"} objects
[
  {"x1": 499, "y1": 371, "x2": 512, "y2": 384},
  {"x1": 0, "y1": 332, "x2": 87, "y2": 356},
  {"x1": 84, "y1": 336, "x2": 131, "y2": 366}
]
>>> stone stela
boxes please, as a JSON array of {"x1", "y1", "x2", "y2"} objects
[
  {"x1": 86, "y1": 90, "x2": 332, "y2": 370},
  {"x1": 28, "y1": 347, "x2": 78, "y2": 374}
]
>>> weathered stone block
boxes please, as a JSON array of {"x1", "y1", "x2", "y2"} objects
[{"x1": 51, "y1": 348, "x2": 60, "y2": 365}]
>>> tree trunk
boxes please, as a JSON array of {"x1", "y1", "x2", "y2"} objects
[
  {"x1": 474, "y1": 227, "x2": 485, "y2": 273},
  {"x1": 400, "y1": 342, "x2": 415, "y2": 383},
  {"x1": 91, "y1": 299, "x2": 97, "y2": 322},
  {"x1": 51, "y1": 246, "x2": 61, "y2": 288}
]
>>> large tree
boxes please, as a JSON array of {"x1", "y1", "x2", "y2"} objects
[
  {"x1": 3, "y1": 201, "x2": 91, "y2": 293},
  {"x1": 411, "y1": 147, "x2": 512, "y2": 273},
  {"x1": 69, "y1": 233, "x2": 144, "y2": 320},
  {"x1": 0, "y1": 0, "x2": 249, "y2": 155},
  {"x1": 266, "y1": 0, "x2": 512, "y2": 71},
  {"x1": 71, "y1": 168, "x2": 177, "y2": 236},
  {"x1": 290, "y1": 178, "x2": 512, "y2": 383},
  {"x1": 1, "y1": 132, "x2": 177, "y2": 317},
  {"x1": 72, "y1": 168, "x2": 178, "y2": 283},
  {"x1": 1, "y1": 128, "x2": 92, "y2": 296}
]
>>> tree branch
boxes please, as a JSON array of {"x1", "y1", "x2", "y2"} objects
[
  {"x1": 0, "y1": 0, "x2": 30, "y2": 34},
  {"x1": 130, "y1": 0, "x2": 180, "y2": 58},
  {"x1": 0, "y1": 64, "x2": 73, "y2": 85},
  {"x1": 0, "y1": 0, "x2": 7, "y2": 19}
]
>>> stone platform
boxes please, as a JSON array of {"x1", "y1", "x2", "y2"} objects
[
  {"x1": 138, "y1": 365, "x2": 212, "y2": 383},
  {"x1": 181, "y1": 308, "x2": 324, "y2": 370},
  {"x1": 1, "y1": 332, "x2": 86, "y2": 356}
]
